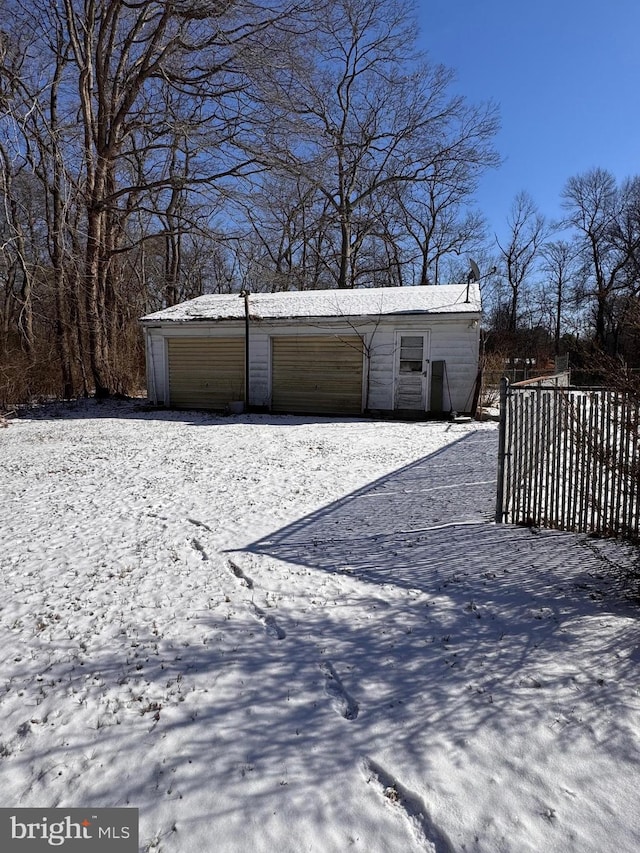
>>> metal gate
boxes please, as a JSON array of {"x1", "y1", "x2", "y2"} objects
[{"x1": 495, "y1": 379, "x2": 640, "y2": 539}]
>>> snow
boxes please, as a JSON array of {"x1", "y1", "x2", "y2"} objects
[
  {"x1": 140, "y1": 283, "x2": 481, "y2": 323},
  {"x1": 1, "y1": 399, "x2": 639, "y2": 853}
]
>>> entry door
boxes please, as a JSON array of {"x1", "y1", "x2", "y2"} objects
[{"x1": 394, "y1": 332, "x2": 430, "y2": 410}]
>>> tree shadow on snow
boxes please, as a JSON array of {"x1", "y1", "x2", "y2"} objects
[
  {"x1": 6, "y1": 428, "x2": 640, "y2": 849},
  {"x1": 227, "y1": 427, "x2": 640, "y2": 774}
]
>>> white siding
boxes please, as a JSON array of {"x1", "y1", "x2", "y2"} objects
[
  {"x1": 429, "y1": 319, "x2": 480, "y2": 412},
  {"x1": 143, "y1": 311, "x2": 480, "y2": 415},
  {"x1": 366, "y1": 328, "x2": 396, "y2": 411},
  {"x1": 365, "y1": 317, "x2": 479, "y2": 413},
  {"x1": 145, "y1": 329, "x2": 167, "y2": 405}
]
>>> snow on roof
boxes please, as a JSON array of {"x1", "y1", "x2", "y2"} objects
[{"x1": 140, "y1": 283, "x2": 481, "y2": 323}]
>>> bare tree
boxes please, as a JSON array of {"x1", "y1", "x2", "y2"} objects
[
  {"x1": 0, "y1": 0, "x2": 308, "y2": 398},
  {"x1": 496, "y1": 191, "x2": 549, "y2": 333},
  {"x1": 393, "y1": 176, "x2": 489, "y2": 286},
  {"x1": 61, "y1": 0, "x2": 249, "y2": 393},
  {"x1": 252, "y1": 0, "x2": 499, "y2": 288},
  {"x1": 562, "y1": 169, "x2": 640, "y2": 351},
  {"x1": 0, "y1": 0, "x2": 500, "y2": 403},
  {"x1": 231, "y1": 171, "x2": 336, "y2": 292},
  {"x1": 540, "y1": 239, "x2": 579, "y2": 354}
]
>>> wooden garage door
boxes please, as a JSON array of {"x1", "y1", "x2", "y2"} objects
[
  {"x1": 168, "y1": 338, "x2": 244, "y2": 410},
  {"x1": 271, "y1": 335, "x2": 363, "y2": 415}
]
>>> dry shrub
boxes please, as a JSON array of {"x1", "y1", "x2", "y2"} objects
[
  {"x1": 108, "y1": 325, "x2": 146, "y2": 398},
  {"x1": 1, "y1": 345, "x2": 67, "y2": 409},
  {"x1": 0, "y1": 324, "x2": 147, "y2": 408},
  {"x1": 479, "y1": 350, "x2": 508, "y2": 409}
]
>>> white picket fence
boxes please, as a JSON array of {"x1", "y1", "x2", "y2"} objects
[{"x1": 495, "y1": 380, "x2": 640, "y2": 540}]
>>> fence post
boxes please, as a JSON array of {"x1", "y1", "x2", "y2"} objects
[{"x1": 495, "y1": 377, "x2": 509, "y2": 523}]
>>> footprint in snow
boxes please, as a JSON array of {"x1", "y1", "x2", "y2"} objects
[
  {"x1": 227, "y1": 559, "x2": 254, "y2": 590},
  {"x1": 320, "y1": 660, "x2": 359, "y2": 721},
  {"x1": 252, "y1": 604, "x2": 286, "y2": 640},
  {"x1": 187, "y1": 518, "x2": 212, "y2": 532},
  {"x1": 364, "y1": 757, "x2": 455, "y2": 853},
  {"x1": 190, "y1": 538, "x2": 208, "y2": 560}
]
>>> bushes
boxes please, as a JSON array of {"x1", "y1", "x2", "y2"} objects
[{"x1": 0, "y1": 326, "x2": 146, "y2": 409}]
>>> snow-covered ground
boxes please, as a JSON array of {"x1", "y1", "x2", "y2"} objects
[{"x1": 1, "y1": 400, "x2": 639, "y2": 853}]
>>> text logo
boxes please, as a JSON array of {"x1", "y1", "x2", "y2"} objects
[{"x1": 0, "y1": 809, "x2": 138, "y2": 851}]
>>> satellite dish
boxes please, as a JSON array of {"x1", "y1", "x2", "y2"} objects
[{"x1": 468, "y1": 259, "x2": 481, "y2": 283}]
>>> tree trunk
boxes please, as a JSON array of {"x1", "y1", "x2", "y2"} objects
[
  {"x1": 85, "y1": 196, "x2": 111, "y2": 397},
  {"x1": 338, "y1": 215, "x2": 352, "y2": 288}
]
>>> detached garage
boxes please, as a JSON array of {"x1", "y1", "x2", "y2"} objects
[{"x1": 140, "y1": 284, "x2": 481, "y2": 417}]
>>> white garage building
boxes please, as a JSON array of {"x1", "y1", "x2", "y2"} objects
[{"x1": 140, "y1": 284, "x2": 481, "y2": 417}]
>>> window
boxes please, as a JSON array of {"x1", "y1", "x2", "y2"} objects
[{"x1": 399, "y1": 335, "x2": 423, "y2": 373}]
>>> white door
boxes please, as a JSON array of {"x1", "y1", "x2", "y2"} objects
[{"x1": 394, "y1": 332, "x2": 430, "y2": 410}]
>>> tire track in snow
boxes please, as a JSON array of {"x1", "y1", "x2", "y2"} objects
[{"x1": 363, "y1": 757, "x2": 455, "y2": 853}]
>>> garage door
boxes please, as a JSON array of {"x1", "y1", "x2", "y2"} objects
[
  {"x1": 168, "y1": 337, "x2": 244, "y2": 410},
  {"x1": 271, "y1": 335, "x2": 363, "y2": 415}
]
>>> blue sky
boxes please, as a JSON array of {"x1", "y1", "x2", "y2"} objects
[{"x1": 416, "y1": 0, "x2": 640, "y2": 242}]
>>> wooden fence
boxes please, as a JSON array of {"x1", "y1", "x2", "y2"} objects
[{"x1": 495, "y1": 380, "x2": 640, "y2": 539}]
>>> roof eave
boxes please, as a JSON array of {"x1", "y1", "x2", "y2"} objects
[{"x1": 140, "y1": 306, "x2": 481, "y2": 324}]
